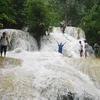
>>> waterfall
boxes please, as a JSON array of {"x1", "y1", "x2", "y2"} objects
[
  {"x1": 40, "y1": 27, "x2": 92, "y2": 58},
  {"x1": 0, "y1": 29, "x2": 38, "y2": 52},
  {"x1": 0, "y1": 27, "x2": 100, "y2": 100}
]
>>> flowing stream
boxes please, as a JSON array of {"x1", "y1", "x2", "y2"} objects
[{"x1": 0, "y1": 27, "x2": 100, "y2": 100}]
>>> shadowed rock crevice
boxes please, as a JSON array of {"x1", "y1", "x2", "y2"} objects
[{"x1": 57, "y1": 92, "x2": 94, "y2": 100}]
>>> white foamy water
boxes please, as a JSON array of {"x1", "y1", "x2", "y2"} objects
[
  {"x1": 0, "y1": 29, "x2": 38, "y2": 51},
  {"x1": 0, "y1": 27, "x2": 100, "y2": 100}
]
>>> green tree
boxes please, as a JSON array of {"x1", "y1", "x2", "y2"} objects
[
  {"x1": 12, "y1": 0, "x2": 26, "y2": 29},
  {"x1": 80, "y1": 1, "x2": 100, "y2": 46},
  {"x1": 25, "y1": 0, "x2": 52, "y2": 49},
  {"x1": 0, "y1": 0, "x2": 27, "y2": 29},
  {"x1": 0, "y1": 0, "x2": 16, "y2": 28},
  {"x1": 48, "y1": 0, "x2": 84, "y2": 26}
]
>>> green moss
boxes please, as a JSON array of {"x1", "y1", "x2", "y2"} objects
[{"x1": 77, "y1": 28, "x2": 81, "y2": 39}]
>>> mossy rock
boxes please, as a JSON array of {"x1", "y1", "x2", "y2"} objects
[
  {"x1": 0, "y1": 57, "x2": 22, "y2": 68},
  {"x1": 77, "y1": 28, "x2": 81, "y2": 39}
]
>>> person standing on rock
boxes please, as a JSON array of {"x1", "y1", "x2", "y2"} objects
[
  {"x1": 84, "y1": 40, "x2": 89, "y2": 58},
  {"x1": 94, "y1": 43, "x2": 99, "y2": 58},
  {"x1": 60, "y1": 20, "x2": 66, "y2": 33},
  {"x1": 79, "y1": 41, "x2": 83, "y2": 57},
  {"x1": 0, "y1": 32, "x2": 9, "y2": 57}
]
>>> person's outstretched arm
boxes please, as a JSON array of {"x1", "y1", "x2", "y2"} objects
[
  {"x1": 56, "y1": 41, "x2": 59, "y2": 45},
  {"x1": 63, "y1": 42, "x2": 66, "y2": 45}
]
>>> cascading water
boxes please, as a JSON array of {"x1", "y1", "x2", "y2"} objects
[
  {"x1": 65, "y1": 27, "x2": 85, "y2": 39},
  {"x1": 0, "y1": 27, "x2": 100, "y2": 100},
  {"x1": 0, "y1": 29, "x2": 38, "y2": 52},
  {"x1": 40, "y1": 27, "x2": 91, "y2": 57}
]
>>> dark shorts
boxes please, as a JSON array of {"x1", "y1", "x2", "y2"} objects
[
  {"x1": 0, "y1": 45, "x2": 7, "y2": 53},
  {"x1": 80, "y1": 49, "x2": 83, "y2": 53},
  {"x1": 94, "y1": 49, "x2": 98, "y2": 54}
]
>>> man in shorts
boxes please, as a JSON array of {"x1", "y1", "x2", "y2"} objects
[
  {"x1": 94, "y1": 43, "x2": 99, "y2": 58},
  {"x1": 0, "y1": 32, "x2": 9, "y2": 57},
  {"x1": 79, "y1": 41, "x2": 83, "y2": 57}
]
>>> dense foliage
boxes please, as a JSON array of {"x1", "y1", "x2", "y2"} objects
[
  {"x1": 0, "y1": 0, "x2": 100, "y2": 48},
  {"x1": 25, "y1": 0, "x2": 51, "y2": 48},
  {"x1": 0, "y1": 0, "x2": 16, "y2": 28},
  {"x1": 80, "y1": 0, "x2": 100, "y2": 46}
]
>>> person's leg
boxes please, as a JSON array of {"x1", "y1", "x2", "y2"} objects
[
  {"x1": 94, "y1": 49, "x2": 96, "y2": 58},
  {"x1": 4, "y1": 46, "x2": 7, "y2": 57},
  {"x1": 96, "y1": 54, "x2": 97, "y2": 57},
  {"x1": 96, "y1": 50, "x2": 98, "y2": 58},
  {"x1": 62, "y1": 28, "x2": 64, "y2": 33},
  {"x1": 97, "y1": 51, "x2": 98, "y2": 58},
  {"x1": 80, "y1": 51, "x2": 82, "y2": 57},
  {"x1": 81, "y1": 53, "x2": 82, "y2": 57},
  {"x1": 0, "y1": 45, "x2": 3, "y2": 57},
  {"x1": 80, "y1": 50, "x2": 83, "y2": 57},
  {"x1": 84, "y1": 49, "x2": 86, "y2": 58},
  {"x1": 62, "y1": 27, "x2": 66, "y2": 34},
  {"x1": 94, "y1": 49, "x2": 98, "y2": 58},
  {"x1": 85, "y1": 52, "x2": 87, "y2": 58}
]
